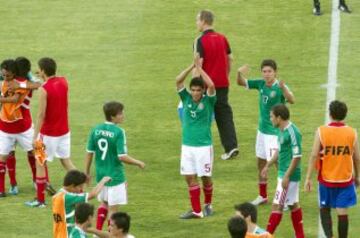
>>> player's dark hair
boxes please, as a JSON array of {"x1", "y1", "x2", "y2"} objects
[
  {"x1": 199, "y1": 10, "x2": 214, "y2": 25},
  {"x1": 189, "y1": 77, "x2": 205, "y2": 89},
  {"x1": 103, "y1": 101, "x2": 124, "y2": 122},
  {"x1": 63, "y1": 170, "x2": 87, "y2": 187},
  {"x1": 111, "y1": 212, "x2": 131, "y2": 233},
  {"x1": 38, "y1": 57, "x2": 56, "y2": 76},
  {"x1": 329, "y1": 100, "x2": 347, "y2": 121},
  {"x1": 271, "y1": 104, "x2": 290, "y2": 120},
  {"x1": 75, "y1": 203, "x2": 94, "y2": 224},
  {"x1": 228, "y1": 216, "x2": 247, "y2": 238},
  {"x1": 234, "y1": 202, "x2": 257, "y2": 223},
  {"x1": 1, "y1": 59, "x2": 16, "y2": 74},
  {"x1": 261, "y1": 59, "x2": 277, "y2": 71},
  {"x1": 15, "y1": 57, "x2": 31, "y2": 78}
]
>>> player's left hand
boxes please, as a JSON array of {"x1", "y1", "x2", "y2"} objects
[
  {"x1": 355, "y1": 177, "x2": 360, "y2": 188},
  {"x1": 281, "y1": 176, "x2": 289, "y2": 189},
  {"x1": 138, "y1": 161, "x2": 145, "y2": 169}
]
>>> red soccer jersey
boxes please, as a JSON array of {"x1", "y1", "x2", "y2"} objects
[
  {"x1": 40, "y1": 76, "x2": 69, "y2": 136},
  {"x1": 0, "y1": 77, "x2": 32, "y2": 134},
  {"x1": 196, "y1": 29, "x2": 231, "y2": 88}
]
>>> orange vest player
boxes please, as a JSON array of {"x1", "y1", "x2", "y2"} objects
[
  {"x1": 52, "y1": 170, "x2": 110, "y2": 238},
  {"x1": 305, "y1": 100, "x2": 360, "y2": 238}
]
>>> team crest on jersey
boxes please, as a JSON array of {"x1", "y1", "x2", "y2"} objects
[
  {"x1": 198, "y1": 102, "x2": 204, "y2": 110},
  {"x1": 270, "y1": 91, "x2": 276, "y2": 98},
  {"x1": 188, "y1": 104, "x2": 192, "y2": 108},
  {"x1": 293, "y1": 146, "x2": 299, "y2": 154}
]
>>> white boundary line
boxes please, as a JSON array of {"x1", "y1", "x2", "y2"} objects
[{"x1": 318, "y1": 0, "x2": 341, "y2": 237}]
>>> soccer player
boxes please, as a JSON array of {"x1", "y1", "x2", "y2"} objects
[
  {"x1": 237, "y1": 60, "x2": 295, "y2": 206},
  {"x1": 313, "y1": 0, "x2": 351, "y2": 15},
  {"x1": 26, "y1": 57, "x2": 76, "y2": 207},
  {"x1": 0, "y1": 59, "x2": 32, "y2": 197},
  {"x1": 176, "y1": 56, "x2": 216, "y2": 219},
  {"x1": 69, "y1": 203, "x2": 95, "y2": 238},
  {"x1": 304, "y1": 100, "x2": 360, "y2": 238},
  {"x1": 85, "y1": 101, "x2": 145, "y2": 231},
  {"x1": 86, "y1": 212, "x2": 135, "y2": 238},
  {"x1": 53, "y1": 170, "x2": 110, "y2": 237},
  {"x1": 228, "y1": 216, "x2": 247, "y2": 238},
  {"x1": 260, "y1": 104, "x2": 304, "y2": 237},
  {"x1": 234, "y1": 202, "x2": 273, "y2": 238},
  {"x1": 194, "y1": 10, "x2": 238, "y2": 160}
]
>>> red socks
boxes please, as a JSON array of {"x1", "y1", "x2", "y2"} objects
[
  {"x1": 36, "y1": 176, "x2": 47, "y2": 203},
  {"x1": 291, "y1": 208, "x2": 305, "y2": 238},
  {"x1": 27, "y1": 152, "x2": 36, "y2": 182},
  {"x1": 203, "y1": 183, "x2": 213, "y2": 205},
  {"x1": 259, "y1": 181, "x2": 267, "y2": 198},
  {"x1": 0, "y1": 161, "x2": 6, "y2": 193},
  {"x1": 6, "y1": 152, "x2": 17, "y2": 186},
  {"x1": 189, "y1": 185, "x2": 201, "y2": 213},
  {"x1": 96, "y1": 205, "x2": 108, "y2": 230},
  {"x1": 267, "y1": 211, "x2": 283, "y2": 234}
]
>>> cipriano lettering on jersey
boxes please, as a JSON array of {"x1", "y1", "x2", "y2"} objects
[
  {"x1": 95, "y1": 130, "x2": 114, "y2": 138},
  {"x1": 324, "y1": 145, "x2": 351, "y2": 155}
]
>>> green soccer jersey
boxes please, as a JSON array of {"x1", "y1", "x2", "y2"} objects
[
  {"x1": 277, "y1": 122, "x2": 302, "y2": 182},
  {"x1": 178, "y1": 87, "x2": 216, "y2": 146},
  {"x1": 87, "y1": 122, "x2": 127, "y2": 186},
  {"x1": 247, "y1": 79, "x2": 288, "y2": 135},
  {"x1": 69, "y1": 226, "x2": 88, "y2": 238}
]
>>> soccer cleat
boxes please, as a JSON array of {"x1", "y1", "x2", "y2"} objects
[
  {"x1": 313, "y1": 6, "x2": 321, "y2": 16},
  {"x1": 203, "y1": 204, "x2": 213, "y2": 217},
  {"x1": 251, "y1": 195, "x2": 268, "y2": 206},
  {"x1": 25, "y1": 199, "x2": 46, "y2": 208},
  {"x1": 46, "y1": 183, "x2": 56, "y2": 196},
  {"x1": 0, "y1": 192, "x2": 6, "y2": 198},
  {"x1": 8, "y1": 185, "x2": 19, "y2": 195},
  {"x1": 179, "y1": 210, "x2": 204, "y2": 219},
  {"x1": 338, "y1": 4, "x2": 351, "y2": 13},
  {"x1": 220, "y1": 148, "x2": 239, "y2": 160}
]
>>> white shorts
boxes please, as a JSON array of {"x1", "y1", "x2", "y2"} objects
[
  {"x1": 255, "y1": 130, "x2": 278, "y2": 161},
  {"x1": 273, "y1": 178, "x2": 299, "y2": 206},
  {"x1": 180, "y1": 145, "x2": 213, "y2": 177},
  {"x1": 98, "y1": 182, "x2": 128, "y2": 206},
  {"x1": 0, "y1": 127, "x2": 34, "y2": 155},
  {"x1": 40, "y1": 132, "x2": 70, "y2": 162}
]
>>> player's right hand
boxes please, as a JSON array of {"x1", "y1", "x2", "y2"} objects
[
  {"x1": 304, "y1": 179, "x2": 312, "y2": 192},
  {"x1": 237, "y1": 64, "x2": 250, "y2": 75},
  {"x1": 102, "y1": 176, "x2": 112, "y2": 183}
]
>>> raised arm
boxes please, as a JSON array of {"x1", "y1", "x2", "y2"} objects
[
  {"x1": 279, "y1": 80, "x2": 295, "y2": 104},
  {"x1": 88, "y1": 176, "x2": 111, "y2": 200},
  {"x1": 236, "y1": 64, "x2": 250, "y2": 87},
  {"x1": 176, "y1": 64, "x2": 194, "y2": 90},
  {"x1": 8, "y1": 80, "x2": 41, "y2": 91},
  {"x1": 33, "y1": 87, "x2": 47, "y2": 142},
  {"x1": 304, "y1": 130, "x2": 321, "y2": 192},
  {"x1": 194, "y1": 55, "x2": 215, "y2": 95}
]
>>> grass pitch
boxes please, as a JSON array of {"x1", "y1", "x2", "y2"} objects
[{"x1": 0, "y1": 0, "x2": 359, "y2": 237}]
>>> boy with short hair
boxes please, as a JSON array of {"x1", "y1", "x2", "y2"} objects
[
  {"x1": 85, "y1": 101, "x2": 145, "y2": 231},
  {"x1": 69, "y1": 203, "x2": 95, "y2": 238},
  {"x1": 52, "y1": 170, "x2": 110, "y2": 238},
  {"x1": 234, "y1": 202, "x2": 272, "y2": 237}
]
